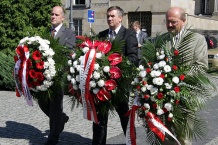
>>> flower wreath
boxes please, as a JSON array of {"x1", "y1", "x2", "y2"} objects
[
  {"x1": 125, "y1": 32, "x2": 216, "y2": 145},
  {"x1": 67, "y1": 36, "x2": 134, "y2": 123},
  {"x1": 14, "y1": 36, "x2": 56, "y2": 106}
]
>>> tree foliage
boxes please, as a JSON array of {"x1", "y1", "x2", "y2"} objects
[{"x1": 0, "y1": 0, "x2": 62, "y2": 90}]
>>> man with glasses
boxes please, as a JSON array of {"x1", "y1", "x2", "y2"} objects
[{"x1": 163, "y1": 6, "x2": 208, "y2": 145}]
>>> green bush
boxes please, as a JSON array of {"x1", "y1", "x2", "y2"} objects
[{"x1": 0, "y1": 0, "x2": 62, "y2": 90}]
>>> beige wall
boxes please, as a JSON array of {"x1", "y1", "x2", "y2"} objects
[{"x1": 62, "y1": 0, "x2": 218, "y2": 37}]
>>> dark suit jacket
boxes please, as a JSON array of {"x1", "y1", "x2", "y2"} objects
[
  {"x1": 54, "y1": 25, "x2": 76, "y2": 49},
  {"x1": 98, "y1": 25, "x2": 138, "y2": 66}
]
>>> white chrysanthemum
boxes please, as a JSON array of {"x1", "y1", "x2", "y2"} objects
[
  {"x1": 44, "y1": 61, "x2": 49, "y2": 69},
  {"x1": 70, "y1": 67, "x2": 75, "y2": 73},
  {"x1": 44, "y1": 39, "x2": 50, "y2": 45},
  {"x1": 146, "y1": 84, "x2": 153, "y2": 90},
  {"x1": 172, "y1": 76, "x2": 179, "y2": 84},
  {"x1": 153, "y1": 77, "x2": 164, "y2": 86},
  {"x1": 19, "y1": 37, "x2": 29, "y2": 44},
  {"x1": 168, "y1": 113, "x2": 173, "y2": 118},
  {"x1": 76, "y1": 65, "x2": 81, "y2": 71},
  {"x1": 94, "y1": 63, "x2": 100, "y2": 70},
  {"x1": 153, "y1": 63, "x2": 159, "y2": 70},
  {"x1": 157, "y1": 109, "x2": 164, "y2": 115},
  {"x1": 138, "y1": 65, "x2": 144, "y2": 70},
  {"x1": 82, "y1": 47, "x2": 89, "y2": 53},
  {"x1": 155, "y1": 70, "x2": 161, "y2": 77},
  {"x1": 97, "y1": 80, "x2": 105, "y2": 87},
  {"x1": 158, "y1": 54, "x2": 165, "y2": 60},
  {"x1": 164, "y1": 65, "x2": 171, "y2": 73},
  {"x1": 43, "y1": 80, "x2": 53, "y2": 88},
  {"x1": 141, "y1": 86, "x2": 147, "y2": 92},
  {"x1": 160, "y1": 50, "x2": 164, "y2": 54},
  {"x1": 71, "y1": 53, "x2": 76, "y2": 59},
  {"x1": 93, "y1": 71, "x2": 100, "y2": 79},
  {"x1": 73, "y1": 60, "x2": 78, "y2": 68},
  {"x1": 164, "y1": 103, "x2": 172, "y2": 111},
  {"x1": 150, "y1": 87, "x2": 158, "y2": 95},
  {"x1": 71, "y1": 78, "x2": 76, "y2": 85},
  {"x1": 76, "y1": 75, "x2": 80, "y2": 82},
  {"x1": 139, "y1": 70, "x2": 147, "y2": 78},
  {"x1": 156, "y1": 52, "x2": 160, "y2": 56},
  {"x1": 144, "y1": 103, "x2": 150, "y2": 109},
  {"x1": 93, "y1": 88, "x2": 99, "y2": 94},
  {"x1": 67, "y1": 75, "x2": 72, "y2": 81},
  {"x1": 158, "y1": 61, "x2": 166, "y2": 67},
  {"x1": 96, "y1": 52, "x2": 102, "y2": 59},
  {"x1": 79, "y1": 56, "x2": 84, "y2": 62},
  {"x1": 164, "y1": 83, "x2": 172, "y2": 89},
  {"x1": 150, "y1": 70, "x2": 157, "y2": 77},
  {"x1": 134, "y1": 77, "x2": 139, "y2": 83},
  {"x1": 103, "y1": 66, "x2": 110, "y2": 73},
  {"x1": 90, "y1": 81, "x2": 96, "y2": 88},
  {"x1": 68, "y1": 60, "x2": 72, "y2": 65},
  {"x1": 47, "y1": 57, "x2": 55, "y2": 65}
]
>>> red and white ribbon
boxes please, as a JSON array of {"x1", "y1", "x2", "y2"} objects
[
  {"x1": 80, "y1": 49, "x2": 98, "y2": 124},
  {"x1": 14, "y1": 45, "x2": 33, "y2": 106},
  {"x1": 146, "y1": 112, "x2": 181, "y2": 145}
]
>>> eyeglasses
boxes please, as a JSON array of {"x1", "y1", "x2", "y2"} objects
[{"x1": 165, "y1": 20, "x2": 178, "y2": 25}]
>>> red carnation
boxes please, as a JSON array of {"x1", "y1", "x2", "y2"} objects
[
  {"x1": 175, "y1": 99, "x2": 180, "y2": 105},
  {"x1": 167, "y1": 117, "x2": 172, "y2": 121},
  {"x1": 179, "y1": 74, "x2": 185, "y2": 81},
  {"x1": 32, "y1": 50, "x2": 42, "y2": 61},
  {"x1": 152, "y1": 103, "x2": 157, "y2": 108},
  {"x1": 174, "y1": 86, "x2": 180, "y2": 93},
  {"x1": 104, "y1": 79, "x2": 117, "y2": 90},
  {"x1": 172, "y1": 65, "x2": 178, "y2": 71},
  {"x1": 32, "y1": 79, "x2": 41, "y2": 86},
  {"x1": 157, "y1": 92, "x2": 164, "y2": 99},
  {"x1": 174, "y1": 50, "x2": 179, "y2": 56},
  {"x1": 144, "y1": 94, "x2": 150, "y2": 99},
  {"x1": 96, "y1": 88, "x2": 111, "y2": 101},
  {"x1": 146, "y1": 68, "x2": 151, "y2": 73},
  {"x1": 142, "y1": 81, "x2": 147, "y2": 85},
  {"x1": 160, "y1": 74, "x2": 165, "y2": 79},
  {"x1": 163, "y1": 108, "x2": 168, "y2": 113},
  {"x1": 36, "y1": 60, "x2": 44, "y2": 70},
  {"x1": 36, "y1": 72, "x2": 44, "y2": 81},
  {"x1": 29, "y1": 69, "x2": 37, "y2": 79},
  {"x1": 108, "y1": 53, "x2": 122, "y2": 65},
  {"x1": 109, "y1": 66, "x2": 122, "y2": 79},
  {"x1": 136, "y1": 85, "x2": 141, "y2": 91}
]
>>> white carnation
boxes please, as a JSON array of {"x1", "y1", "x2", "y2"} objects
[
  {"x1": 153, "y1": 63, "x2": 159, "y2": 70},
  {"x1": 158, "y1": 54, "x2": 165, "y2": 60},
  {"x1": 93, "y1": 88, "x2": 99, "y2": 94},
  {"x1": 97, "y1": 80, "x2": 105, "y2": 87},
  {"x1": 82, "y1": 47, "x2": 89, "y2": 53},
  {"x1": 164, "y1": 103, "x2": 172, "y2": 111},
  {"x1": 67, "y1": 75, "x2": 71, "y2": 81},
  {"x1": 168, "y1": 113, "x2": 173, "y2": 118},
  {"x1": 70, "y1": 67, "x2": 75, "y2": 73},
  {"x1": 94, "y1": 63, "x2": 100, "y2": 70},
  {"x1": 141, "y1": 86, "x2": 147, "y2": 92},
  {"x1": 71, "y1": 53, "x2": 76, "y2": 59},
  {"x1": 172, "y1": 76, "x2": 179, "y2": 84},
  {"x1": 103, "y1": 66, "x2": 110, "y2": 73},
  {"x1": 71, "y1": 78, "x2": 77, "y2": 85},
  {"x1": 157, "y1": 109, "x2": 164, "y2": 115},
  {"x1": 90, "y1": 81, "x2": 96, "y2": 88},
  {"x1": 164, "y1": 83, "x2": 172, "y2": 89},
  {"x1": 93, "y1": 71, "x2": 100, "y2": 79},
  {"x1": 76, "y1": 75, "x2": 80, "y2": 82},
  {"x1": 138, "y1": 65, "x2": 144, "y2": 70},
  {"x1": 68, "y1": 60, "x2": 72, "y2": 65},
  {"x1": 158, "y1": 61, "x2": 166, "y2": 67},
  {"x1": 144, "y1": 103, "x2": 150, "y2": 109},
  {"x1": 96, "y1": 52, "x2": 102, "y2": 59},
  {"x1": 139, "y1": 70, "x2": 147, "y2": 78},
  {"x1": 164, "y1": 65, "x2": 171, "y2": 73}
]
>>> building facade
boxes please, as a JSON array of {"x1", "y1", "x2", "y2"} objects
[{"x1": 62, "y1": 0, "x2": 218, "y2": 37}]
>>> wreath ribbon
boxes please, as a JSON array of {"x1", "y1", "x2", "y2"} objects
[
  {"x1": 80, "y1": 48, "x2": 98, "y2": 124},
  {"x1": 126, "y1": 96, "x2": 181, "y2": 145},
  {"x1": 14, "y1": 45, "x2": 33, "y2": 106}
]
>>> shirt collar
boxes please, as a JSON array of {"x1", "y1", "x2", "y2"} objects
[{"x1": 52, "y1": 23, "x2": 63, "y2": 33}]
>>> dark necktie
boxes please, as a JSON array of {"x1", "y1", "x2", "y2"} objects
[
  {"x1": 51, "y1": 29, "x2": 56, "y2": 38},
  {"x1": 109, "y1": 30, "x2": 116, "y2": 40}
]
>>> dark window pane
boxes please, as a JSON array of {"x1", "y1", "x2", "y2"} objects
[{"x1": 75, "y1": 0, "x2": 85, "y2": 4}]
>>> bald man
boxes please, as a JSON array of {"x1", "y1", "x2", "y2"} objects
[
  {"x1": 37, "y1": 6, "x2": 76, "y2": 145},
  {"x1": 165, "y1": 6, "x2": 208, "y2": 73},
  {"x1": 161, "y1": 7, "x2": 208, "y2": 145}
]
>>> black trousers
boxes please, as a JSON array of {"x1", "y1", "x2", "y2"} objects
[
  {"x1": 92, "y1": 101, "x2": 129, "y2": 145},
  {"x1": 38, "y1": 85, "x2": 67, "y2": 141}
]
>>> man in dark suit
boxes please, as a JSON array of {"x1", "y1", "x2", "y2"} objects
[
  {"x1": 92, "y1": 6, "x2": 138, "y2": 145},
  {"x1": 37, "y1": 6, "x2": 76, "y2": 145},
  {"x1": 132, "y1": 21, "x2": 148, "y2": 64}
]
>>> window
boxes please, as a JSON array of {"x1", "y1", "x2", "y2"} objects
[
  {"x1": 74, "y1": 0, "x2": 85, "y2": 5},
  {"x1": 73, "y1": 19, "x2": 83, "y2": 36}
]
